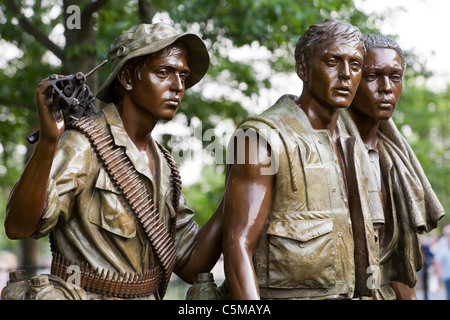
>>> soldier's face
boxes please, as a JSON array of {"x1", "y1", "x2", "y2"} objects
[
  {"x1": 129, "y1": 45, "x2": 190, "y2": 123},
  {"x1": 351, "y1": 48, "x2": 403, "y2": 121},
  {"x1": 305, "y1": 39, "x2": 364, "y2": 110}
]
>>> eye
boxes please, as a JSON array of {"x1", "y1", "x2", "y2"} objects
[
  {"x1": 156, "y1": 69, "x2": 169, "y2": 78},
  {"x1": 364, "y1": 73, "x2": 377, "y2": 81},
  {"x1": 391, "y1": 73, "x2": 403, "y2": 82},
  {"x1": 179, "y1": 72, "x2": 189, "y2": 82},
  {"x1": 350, "y1": 61, "x2": 362, "y2": 72},
  {"x1": 325, "y1": 58, "x2": 338, "y2": 67}
]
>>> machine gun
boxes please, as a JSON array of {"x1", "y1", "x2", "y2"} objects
[{"x1": 26, "y1": 60, "x2": 107, "y2": 144}]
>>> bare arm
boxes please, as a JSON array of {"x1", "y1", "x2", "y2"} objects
[
  {"x1": 5, "y1": 79, "x2": 65, "y2": 239},
  {"x1": 222, "y1": 134, "x2": 275, "y2": 300}
]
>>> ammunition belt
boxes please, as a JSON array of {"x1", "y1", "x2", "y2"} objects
[
  {"x1": 51, "y1": 252, "x2": 161, "y2": 298},
  {"x1": 63, "y1": 116, "x2": 181, "y2": 298}
]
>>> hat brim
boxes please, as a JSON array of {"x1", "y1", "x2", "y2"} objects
[{"x1": 97, "y1": 32, "x2": 210, "y2": 103}]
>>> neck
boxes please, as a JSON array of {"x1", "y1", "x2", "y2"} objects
[
  {"x1": 348, "y1": 106, "x2": 380, "y2": 150},
  {"x1": 295, "y1": 92, "x2": 341, "y2": 139},
  {"x1": 117, "y1": 97, "x2": 156, "y2": 151}
]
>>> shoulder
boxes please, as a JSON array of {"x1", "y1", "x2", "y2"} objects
[
  {"x1": 61, "y1": 111, "x2": 109, "y2": 149},
  {"x1": 240, "y1": 95, "x2": 298, "y2": 126},
  {"x1": 56, "y1": 115, "x2": 109, "y2": 162},
  {"x1": 58, "y1": 129, "x2": 92, "y2": 152}
]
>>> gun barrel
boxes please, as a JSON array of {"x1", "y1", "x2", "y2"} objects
[{"x1": 84, "y1": 60, "x2": 108, "y2": 79}]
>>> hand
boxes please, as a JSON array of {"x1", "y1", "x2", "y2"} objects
[{"x1": 36, "y1": 77, "x2": 65, "y2": 144}]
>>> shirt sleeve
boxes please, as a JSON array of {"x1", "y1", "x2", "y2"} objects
[
  {"x1": 172, "y1": 192, "x2": 199, "y2": 273},
  {"x1": 32, "y1": 130, "x2": 91, "y2": 239}
]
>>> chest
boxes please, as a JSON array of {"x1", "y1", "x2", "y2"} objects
[{"x1": 139, "y1": 149, "x2": 159, "y2": 183}]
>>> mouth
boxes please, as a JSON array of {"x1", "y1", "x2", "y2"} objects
[
  {"x1": 333, "y1": 86, "x2": 352, "y2": 95},
  {"x1": 376, "y1": 101, "x2": 395, "y2": 108},
  {"x1": 165, "y1": 99, "x2": 181, "y2": 107}
]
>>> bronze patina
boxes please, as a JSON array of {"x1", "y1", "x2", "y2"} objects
[
  {"x1": 340, "y1": 34, "x2": 444, "y2": 299},
  {"x1": 4, "y1": 22, "x2": 223, "y2": 300},
  {"x1": 222, "y1": 19, "x2": 381, "y2": 300}
]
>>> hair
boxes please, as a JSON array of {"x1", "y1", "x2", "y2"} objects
[
  {"x1": 294, "y1": 19, "x2": 364, "y2": 67},
  {"x1": 363, "y1": 34, "x2": 406, "y2": 69},
  {"x1": 111, "y1": 41, "x2": 190, "y2": 104}
]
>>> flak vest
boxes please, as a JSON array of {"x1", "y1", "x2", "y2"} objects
[{"x1": 232, "y1": 95, "x2": 380, "y2": 299}]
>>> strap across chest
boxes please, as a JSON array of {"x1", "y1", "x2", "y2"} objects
[{"x1": 65, "y1": 116, "x2": 181, "y2": 298}]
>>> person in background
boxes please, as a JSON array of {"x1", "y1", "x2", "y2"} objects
[{"x1": 435, "y1": 225, "x2": 450, "y2": 299}]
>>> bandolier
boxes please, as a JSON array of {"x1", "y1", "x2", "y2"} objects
[{"x1": 49, "y1": 112, "x2": 182, "y2": 299}]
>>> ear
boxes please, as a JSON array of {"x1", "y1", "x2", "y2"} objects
[
  {"x1": 118, "y1": 69, "x2": 133, "y2": 91},
  {"x1": 295, "y1": 61, "x2": 308, "y2": 82}
]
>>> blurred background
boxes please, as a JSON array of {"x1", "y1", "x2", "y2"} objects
[{"x1": 0, "y1": 0, "x2": 448, "y2": 300}]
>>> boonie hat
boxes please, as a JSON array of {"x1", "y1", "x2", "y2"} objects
[{"x1": 97, "y1": 22, "x2": 210, "y2": 103}]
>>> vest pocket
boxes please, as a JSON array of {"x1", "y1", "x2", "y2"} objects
[{"x1": 266, "y1": 218, "x2": 336, "y2": 289}]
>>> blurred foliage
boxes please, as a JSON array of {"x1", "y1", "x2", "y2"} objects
[
  {"x1": 182, "y1": 165, "x2": 226, "y2": 227},
  {"x1": 0, "y1": 0, "x2": 448, "y2": 264},
  {"x1": 394, "y1": 81, "x2": 450, "y2": 227}
]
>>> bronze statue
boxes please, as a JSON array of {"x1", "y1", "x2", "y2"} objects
[
  {"x1": 222, "y1": 19, "x2": 381, "y2": 300},
  {"x1": 4, "y1": 22, "x2": 223, "y2": 300},
  {"x1": 340, "y1": 34, "x2": 445, "y2": 299}
]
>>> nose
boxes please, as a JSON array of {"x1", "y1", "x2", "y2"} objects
[
  {"x1": 170, "y1": 73, "x2": 185, "y2": 93},
  {"x1": 380, "y1": 75, "x2": 393, "y2": 94},
  {"x1": 338, "y1": 61, "x2": 351, "y2": 80}
]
